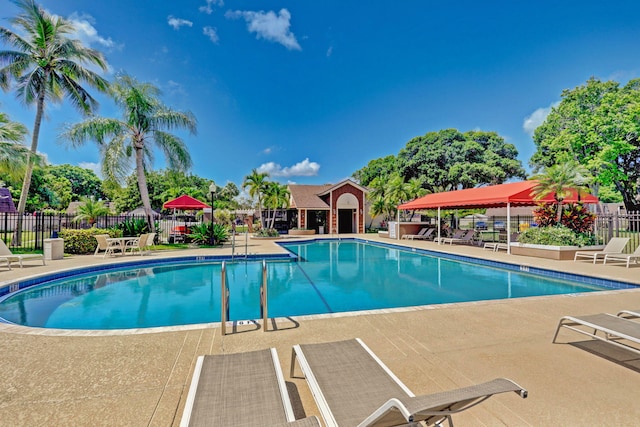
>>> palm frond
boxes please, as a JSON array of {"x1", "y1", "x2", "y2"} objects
[{"x1": 153, "y1": 130, "x2": 192, "y2": 171}]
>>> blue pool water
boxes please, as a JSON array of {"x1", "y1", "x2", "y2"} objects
[{"x1": 0, "y1": 240, "x2": 620, "y2": 330}]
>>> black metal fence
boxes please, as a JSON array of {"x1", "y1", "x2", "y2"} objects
[
  {"x1": 0, "y1": 213, "x2": 204, "y2": 251},
  {"x1": 2, "y1": 211, "x2": 639, "y2": 253}
]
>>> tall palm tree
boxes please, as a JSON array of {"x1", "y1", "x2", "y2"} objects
[
  {"x1": 0, "y1": 0, "x2": 109, "y2": 221},
  {"x1": 63, "y1": 74, "x2": 197, "y2": 232},
  {"x1": 263, "y1": 182, "x2": 290, "y2": 229},
  {"x1": 242, "y1": 169, "x2": 268, "y2": 228},
  {"x1": 531, "y1": 161, "x2": 591, "y2": 223}
]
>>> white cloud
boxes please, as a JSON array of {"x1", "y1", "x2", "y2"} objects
[
  {"x1": 257, "y1": 158, "x2": 320, "y2": 177},
  {"x1": 165, "y1": 80, "x2": 187, "y2": 96},
  {"x1": 523, "y1": 102, "x2": 559, "y2": 136},
  {"x1": 168, "y1": 16, "x2": 193, "y2": 30},
  {"x1": 326, "y1": 46, "x2": 333, "y2": 57},
  {"x1": 203, "y1": 26, "x2": 219, "y2": 44},
  {"x1": 225, "y1": 9, "x2": 301, "y2": 51},
  {"x1": 199, "y1": 0, "x2": 224, "y2": 14},
  {"x1": 262, "y1": 147, "x2": 273, "y2": 155},
  {"x1": 68, "y1": 13, "x2": 118, "y2": 49},
  {"x1": 78, "y1": 161, "x2": 101, "y2": 178}
]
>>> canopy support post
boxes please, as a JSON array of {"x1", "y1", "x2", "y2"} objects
[
  {"x1": 437, "y1": 207, "x2": 441, "y2": 245},
  {"x1": 507, "y1": 202, "x2": 511, "y2": 255}
]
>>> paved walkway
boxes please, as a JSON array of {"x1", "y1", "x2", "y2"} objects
[{"x1": 1, "y1": 234, "x2": 639, "y2": 426}]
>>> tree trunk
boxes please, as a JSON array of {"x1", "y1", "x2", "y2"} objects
[
  {"x1": 13, "y1": 86, "x2": 46, "y2": 246},
  {"x1": 134, "y1": 140, "x2": 156, "y2": 233}
]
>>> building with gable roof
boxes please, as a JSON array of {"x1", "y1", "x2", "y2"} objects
[{"x1": 287, "y1": 179, "x2": 369, "y2": 234}]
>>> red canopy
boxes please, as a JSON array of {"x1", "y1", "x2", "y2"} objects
[
  {"x1": 163, "y1": 195, "x2": 210, "y2": 210},
  {"x1": 398, "y1": 181, "x2": 598, "y2": 210}
]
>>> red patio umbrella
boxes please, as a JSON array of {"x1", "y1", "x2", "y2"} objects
[{"x1": 163, "y1": 195, "x2": 210, "y2": 210}]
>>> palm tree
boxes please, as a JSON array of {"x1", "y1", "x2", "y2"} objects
[
  {"x1": 263, "y1": 182, "x2": 290, "y2": 229},
  {"x1": 63, "y1": 74, "x2": 197, "y2": 232},
  {"x1": 0, "y1": 0, "x2": 109, "y2": 221},
  {"x1": 0, "y1": 111, "x2": 31, "y2": 181},
  {"x1": 73, "y1": 196, "x2": 110, "y2": 227},
  {"x1": 531, "y1": 161, "x2": 591, "y2": 223},
  {"x1": 242, "y1": 169, "x2": 268, "y2": 228}
]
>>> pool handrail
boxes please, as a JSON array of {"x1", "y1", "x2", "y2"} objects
[
  {"x1": 261, "y1": 259, "x2": 268, "y2": 332},
  {"x1": 221, "y1": 261, "x2": 230, "y2": 335}
]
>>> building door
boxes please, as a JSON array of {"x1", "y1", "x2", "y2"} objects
[{"x1": 338, "y1": 209, "x2": 354, "y2": 233}]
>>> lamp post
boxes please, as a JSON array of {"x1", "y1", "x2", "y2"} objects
[{"x1": 209, "y1": 181, "x2": 216, "y2": 245}]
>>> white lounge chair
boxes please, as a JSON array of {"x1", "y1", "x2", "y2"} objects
[
  {"x1": 484, "y1": 233, "x2": 519, "y2": 252},
  {"x1": 573, "y1": 237, "x2": 629, "y2": 263},
  {"x1": 290, "y1": 338, "x2": 527, "y2": 427},
  {"x1": 181, "y1": 348, "x2": 320, "y2": 427},
  {"x1": 604, "y1": 244, "x2": 640, "y2": 268},
  {"x1": 434, "y1": 229, "x2": 465, "y2": 244},
  {"x1": 439, "y1": 229, "x2": 476, "y2": 245},
  {"x1": 553, "y1": 313, "x2": 640, "y2": 356},
  {"x1": 401, "y1": 227, "x2": 428, "y2": 240},
  {"x1": 0, "y1": 239, "x2": 45, "y2": 269}
]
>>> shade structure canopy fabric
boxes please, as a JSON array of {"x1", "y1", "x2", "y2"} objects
[
  {"x1": 398, "y1": 181, "x2": 598, "y2": 210},
  {"x1": 163, "y1": 194, "x2": 210, "y2": 210}
]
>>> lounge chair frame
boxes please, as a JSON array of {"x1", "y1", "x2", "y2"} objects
[
  {"x1": 437, "y1": 229, "x2": 476, "y2": 246},
  {"x1": 603, "y1": 244, "x2": 640, "y2": 268},
  {"x1": 573, "y1": 237, "x2": 629, "y2": 264},
  {"x1": 291, "y1": 338, "x2": 527, "y2": 427},
  {"x1": 181, "y1": 348, "x2": 320, "y2": 427},
  {"x1": 553, "y1": 313, "x2": 640, "y2": 356},
  {"x1": 0, "y1": 239, "x2": 45, "y2": 268}
]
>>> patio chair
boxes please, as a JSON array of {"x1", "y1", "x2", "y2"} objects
[
  {"x1": 93, "y1": 234, "x2": 118, "y2": 258},
  {"x1": 290, "y1": 338, "x2": 527, "y2": 427},
  {"x1": 125, "y1": 233, "x2": 149, "y2": 256},
  {"x1": 603, "y1": 244, "x2": 640, "y2": 268},
  {"x1": 573, "y1": 237, "x2": 629, "y2": 263},
  {"x1": 181, "y1": 348, "x2": 320, "y2": 427},
  {"x1": 144, "y1": 232, "x2": 156, "y2": 253},
  {"x1": 553, "y1": 312, "x2": 640, "y2": 356},
  {"x1": 401, "y1": 227, "x2": 428, "y2": 240},
  {"x1": 0, "y1": 239, "x2": 45, "y2": 269}
]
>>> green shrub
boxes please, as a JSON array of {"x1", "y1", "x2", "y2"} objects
[
  {"x1": 60, "y1": 228, "x2": 121, "y2": 254},
  {"x1": 255, "y1": 228, "x2": 280, "y2": 237},
  {"x1": 518, "y1": 225, "x2": 596, "y2": 247},
  {"x1": 188, "y1": 222, "x2": 229, "y2": 245}
]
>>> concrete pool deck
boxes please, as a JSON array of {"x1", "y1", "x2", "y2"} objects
[{"x1": 1, "y1": 234, "x2": 639, "y2": 426}]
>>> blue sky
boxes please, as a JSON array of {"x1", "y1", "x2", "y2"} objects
[{"x1": 2, "y1": 0, "x2": 640, "y2": 189}]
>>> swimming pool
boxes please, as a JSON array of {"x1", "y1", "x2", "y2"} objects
[{"x1": 0, "y1": 239, "x2": 631, "y2": 330}]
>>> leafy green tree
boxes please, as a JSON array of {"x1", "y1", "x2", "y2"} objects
[
  {"x1": 41, "y1": 171, "x2": 72, "y2": 210},
  {"x1": 73, "y1": 196, "x2": 111, "y2": 226},
  {"x1": 530, "y1": 161, "x2": 591, "y2": 223},
  {"x1": 242, "y1": 169, "x2": 268, "y2": 228},
  {"x1": 398, "y1": 129, "x2": 526, "y2": 192},
  {"x1": 530, "y1": 77, "x2": 640, "y2": 211},
  {"x1": 63, "y1": 74, "x2": 197, "y2": 231},
  {"x1": 353, "y1": 155, "x2": 398, "y2": 186},
  {"x1": 47, "y1": 164, "x2": 104, "y2": 201},
  {"x1": 0, "y1": 0, "x2": 109, "y2": 219}
]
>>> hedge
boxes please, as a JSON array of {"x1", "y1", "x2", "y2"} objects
[{"x1": 59, "y1": 228, "x2": 122, "y2": 254}]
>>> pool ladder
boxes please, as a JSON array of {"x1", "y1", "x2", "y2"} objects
[{"x1": 220, "y1": 260, "x2": 268, "y2": 336}]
